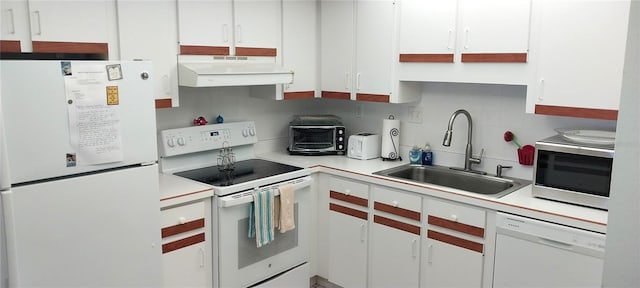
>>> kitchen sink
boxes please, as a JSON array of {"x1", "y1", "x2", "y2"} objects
[{"x1": 373, "y1": 164, "x2": 530, "y2": 198}]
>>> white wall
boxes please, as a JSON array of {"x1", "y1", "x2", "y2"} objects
[{"x1": 156, "y1": 82, "x2": 616, "y2": 180}]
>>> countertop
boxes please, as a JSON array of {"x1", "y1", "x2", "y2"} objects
[
  {"x1": 159, "y1": 173, "x2": 214, "y2": 209},
  {"x1": 257, "y1": 151, "x2": 608, "y2": 233}
]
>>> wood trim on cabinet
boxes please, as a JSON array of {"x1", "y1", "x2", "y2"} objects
[
  {"x1": 0, "y1": 40, "x2": 21, "y2": 52},
  {"x1": 329, "y1": 203, "x2": 368, "y2": 220},
  {"x1": 399, "y1": 53, "x2": 454, "y2": 63},
  {"x1": 461, "y1": 53, "x2": 527, "y2": 63},
  {"x1": 428, "y1": 230, "x2": 483, "y2": 253},
  {"x1": 374, "y1": 202, "x2": 421, "y2": 222},
  {"x1": 161, "y1": 218, "x2": 205, "y2": 238},
  {"x1": 284, "y1": 91, "x2": 315, "y2": 100},
  {"x1": 180, "y1": 45, "x2": 230, "y2": 55},
  {"x1": 32, "y1": 41, "x2": 109, "y2": 54},
  {"x1": 162, "y1": 233, "x2": 205, "y2": 254},
  {"x1": 374, "y1": 215, "x2": 421, "y2": 235},
  {"x1": 155, "y1": 99, "x2": 173, "y2": 109},
  {"x1": 329, "y1": 191, "x2": 368, "y2": 207},
  {"x1": 427, "y1": 215, "x2": 484, "y2": 238},
  {"x1": 356, "y1": 93, "x2": 390, "y2": 103},
  {"x1": 535, "y1": 104, "x2": 618, "y2": 120},
  {"x1": 321, "y1": 91, "x2": 351, "y2": 100},
  {"x1": 235, "y1": 47, "x2": 277, "y2": 57}
]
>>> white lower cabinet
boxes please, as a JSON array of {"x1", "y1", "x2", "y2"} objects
[
  {"x1": 321, "y1": 175, "x2": 493, "y2": 288},
  {"x1": 421, "y1": 198, "x2": 486, "y2": 287},
  {"x1": 160, "y1": 199, "x2": 211, "y2": 288},
  {"x1": 327, "y1": 177, "x2": 370, "y2": 288},
  {"x1": 370, "y1": 186, "x2": 421, "y2": 288}
]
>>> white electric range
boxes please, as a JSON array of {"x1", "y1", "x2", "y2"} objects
[{"x1": 158, "y1": 121, "x2": 312, "y2": 288}]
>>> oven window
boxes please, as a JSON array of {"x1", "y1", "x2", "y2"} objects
[
  {"x1": 292, "y1": 128, "x2": 334, "y2": 150},
  {"x1": 535, "y1": 151, "x2": 613, "y2": 197},
  {"x1": 237, "y1": 205, "x2": 299, "y2": 269}
]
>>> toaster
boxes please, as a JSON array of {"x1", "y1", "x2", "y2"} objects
[{"x1": 347, "y1": 133, "x2": 381, "y2": 160}]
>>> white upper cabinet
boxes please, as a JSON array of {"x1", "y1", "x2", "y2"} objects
[
  {"x1": 1, "y1": 0, "x2": 114, "y2": 54},
  {"x1": 320, "y1": 0, "x2": 421, "y2": 103},
  {"x1": 177, "y1": 0, "x2": 281, "y2": 57},
  {"x1": 117, "y1": 0, "x2": 179, "y2": 108},
  {"x1": 457, "y1": 0, "x2": 531, "y2": 56},
  {"x1": 282, "y1": 0, "x2": 318, "y2": 100},
  {"x1": 320, "y1": 0, "x2": 354, "y2": 99},
  {"x1": 234, "y1": 0, "x2": 281, "y2": 54},
  {"x1": 177, "y1": 0, "x2": 233, "y2": 55},
  {"x1": 1, "y1": 0, "x2": 31, "y2": 52},
  {"x1": 526, "y1": 0, "x2": 630, "y2": 120},
  {"x1": 398, "y1": 0, "x2": 457, "y2": 59},
  {"x1": 355, "y1": 0, "x2": 395, "y2": 101},
  {"x1": 397, "y1": 0, "x2": 532, "y2": 85},
  {"x1": 399, "y1": 0, "x2": 530, "y2": 62}
]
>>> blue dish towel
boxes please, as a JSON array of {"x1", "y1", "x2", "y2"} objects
[{"x1": 248, "y1": 188, "x2": 275, "y2": 248}]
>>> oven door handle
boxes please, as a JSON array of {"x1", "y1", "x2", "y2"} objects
[{"x1": 218, "y1": 176, "x2": 313, "y2": 208}]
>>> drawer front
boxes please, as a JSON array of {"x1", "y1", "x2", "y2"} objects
[
  {"x1": 161, "y1": 201, "x2": 205, "y2": 229},
  {"x1": 329, "y1": 177, "x2": 369, "y2": 200},
  {"x1": 372, "y1": 186, "x2": 421, "y2": 214},
  {"x1": 426, "y1": 198, "x2": 486, "y2": 228}
]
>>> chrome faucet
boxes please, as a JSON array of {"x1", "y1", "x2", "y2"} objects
[{"x1": 442, "y1": 109, "x2": 485, "y2": 174}]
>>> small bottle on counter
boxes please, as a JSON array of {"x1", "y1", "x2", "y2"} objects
[
  {"x1": 422, "y1": 143, "x2": 433, "y2": 165},
  {"x1": 409, "y1": 146, "x2": 422, "y2": 164}
]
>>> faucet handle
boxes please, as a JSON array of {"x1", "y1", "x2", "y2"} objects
[
  {"x1": 470, "y1": 148, "x2": 484, "y2": 164},
  {"x1": 496, "y1": 164, "x2": 512, "y2": 177}
]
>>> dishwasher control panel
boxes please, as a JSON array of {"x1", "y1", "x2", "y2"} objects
[{"x1": 497, "y1": 213, "x2": 606, "y2": 253}]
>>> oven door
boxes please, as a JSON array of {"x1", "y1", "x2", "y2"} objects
[
  {"x1": 214, "y1": 177, "x2": 312, "y2": 288},
  {"x1": 289, "y1": 126, "x2": 336, "y2": 152}
]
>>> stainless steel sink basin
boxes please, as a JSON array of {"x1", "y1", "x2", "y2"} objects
[{"x1": 373, "y1": 164, "x2": 530, "y2": 198}]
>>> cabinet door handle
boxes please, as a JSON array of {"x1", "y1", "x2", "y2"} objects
[
  {"x1": 360, "y1": 223, "x2": 366, "y2": 243},
  {"x1": 33, "y1": 10, "x2": 42, "y2": 36},
  {"x1": 344, "y1": 72, "x2": 350, "y2": 90},
  {"x1": 198, "y1": 247, "x2": 205, "y2": 268},
  {"x1": 538, "y1": 78, "x2": 545, "y2": 101},
  {"x1": 427, "y1": 243, "x2": 433, "y2": 264},
  {"x1": 463, "y1": 27, "x2": 470, "y2": 50},
  {"x1": 223, "y1": 24, "x2": 229, "y2": 43},
  {"x1": 356, "y1": 73, "x2": 361, "y2": 90},
  {"x1": 235, "y1": 25, "x2": 242, "y2": 43},
  {"x1": 7, "y1": 9, "x2": 15, "y2": 34},
  {"x1": 411, "y1": 239, "x2": 418, "y2": 259},
  {"x1": 446, "y1": 29, "x2": 454, "y2": 50}
]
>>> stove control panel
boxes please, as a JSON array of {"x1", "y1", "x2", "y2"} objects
[{"x1": 158, "y1": 121, "x2": 258, "y2": 157}]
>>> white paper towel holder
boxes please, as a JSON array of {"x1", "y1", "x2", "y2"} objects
[{"x1": 382, "y1": 115, "x2": 402, "y2": 161}]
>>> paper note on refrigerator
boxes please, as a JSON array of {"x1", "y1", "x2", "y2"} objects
[{"x1": 64, "y1": 64, "x2": 124, "y2": 165}]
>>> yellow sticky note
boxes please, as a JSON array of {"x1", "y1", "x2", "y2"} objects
[{"x1": 106, "y1": 86, "x2": 119, "y2": 105}]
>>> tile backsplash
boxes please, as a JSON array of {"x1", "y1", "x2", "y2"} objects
[{"x1": 156, "y1": 82, "x2": 616, "y2": 179}]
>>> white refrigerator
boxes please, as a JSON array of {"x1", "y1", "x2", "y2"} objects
[{"x1": 0, "y1": 60, "x2": 162, "y2": 287}]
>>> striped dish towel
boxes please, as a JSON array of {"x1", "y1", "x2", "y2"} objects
[{"x1": 248, "y1": 187, "x2": 275, "y2": 248}]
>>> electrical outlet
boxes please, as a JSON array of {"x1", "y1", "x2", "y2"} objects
[
  {"x1": 408, "y1": 106, "x2": 423, "y2": 124},
  {"x1": 355, "y1": 103, "x2": 364, "y2": 118}
]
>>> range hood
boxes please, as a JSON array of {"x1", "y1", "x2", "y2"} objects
[{"x1": 178, "y1": 56, "x2": 294, "y2": 87}]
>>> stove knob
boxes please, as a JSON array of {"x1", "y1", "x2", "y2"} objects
[
  {"x1": 242, "y1": 129, "x2": 249, "y2": 137},
  {"x1": 338, "y1": 144, "x2": 344, "y2": 150},
  {"x1": 249, "y1": 128, "x2": 256, "y2": 136},
  {"x1": 177, "y1": 137, "x2": 186, "y2": 146},
  {"x1": 167, "y1": 137, "x2": 176, "y2": 147}
]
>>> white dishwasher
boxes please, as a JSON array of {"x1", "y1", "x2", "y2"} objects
[{"x1": 493, "y1": 212, "x2": 606, "y2": 288}]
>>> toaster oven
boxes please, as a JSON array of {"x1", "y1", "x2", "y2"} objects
[{"x1": 288, "y1": 126, "x2": 346, "y2": 155}]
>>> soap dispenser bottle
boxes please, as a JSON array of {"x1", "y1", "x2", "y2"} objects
[{"x1": 422, "y1": 143, "x2": 433, "y2": 165}]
